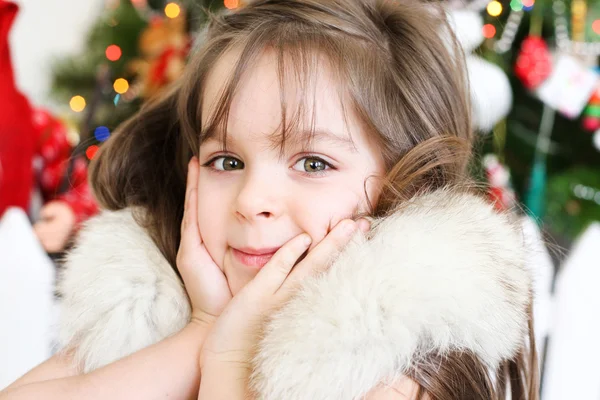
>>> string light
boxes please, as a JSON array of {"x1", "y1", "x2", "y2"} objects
[
  {"x1": 165, "y1": 2, "x2": 181, "y2": 18},
  {"x1": 113, "y1": 78, "x2": 129, "y2": 94},
  {"x1": 510, "y1": 0, "x2": 524, "y2": 11},
  {"x1": 522, "y1": 0, "x2": 535, "y2": 8},
  {"x1": 483, "y1": 24, "x2": 497, "y2": 39},
  {"x1": 554, "y1": 0, "x2": 600, "y2": 56},
  {"x1": 487, "y1": 1, "x2": 503, "y2": 17},
  {"x1": 224, "y1": 0, "x2": 239, "y2": 9},
  {"x1": 106, "y1": 45, "x2": 122, "y2": 61},
  {"x1": 69, "y1": 96, "x2": 86, "y2": 112},
  {"x1": 494, "y1": 9, "x2": 524, "y2": 53},
  {"x1": 86, "y1": 145, "x2": 99, "y2": 160},
  {"x1": 94, "y1": 126, "x2": 111, "y2": 142}
]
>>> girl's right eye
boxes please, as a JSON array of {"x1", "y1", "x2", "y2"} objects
[{"x1": 206, "y1": 156, "x2": 245, "y2": 171}]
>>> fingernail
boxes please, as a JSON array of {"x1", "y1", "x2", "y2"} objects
[
  {"x1": 303, "y1": 235, "x2": 312, "y2": 247},
  {"x1": 357, "y1": 219, "x2": 371, "y2": 233}
]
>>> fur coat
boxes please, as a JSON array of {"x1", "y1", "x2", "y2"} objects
[{"x1": 57, "y1": 190, "x2": 531, "y2": 399}]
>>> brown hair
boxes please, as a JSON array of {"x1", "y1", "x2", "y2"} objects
[{"x1": 89, "y1": 0, "x2": 538, "y2": 397}]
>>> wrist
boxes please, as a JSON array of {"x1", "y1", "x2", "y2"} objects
[
  {"x1": 190, "y1": 310, "x2": 219, "y2": 330},
  {"x1": 199, "y1": 359, "x2": 251, "y2": 399}
]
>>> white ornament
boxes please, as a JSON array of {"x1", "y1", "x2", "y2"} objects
[
  {"x1": 467, "y1": 56, "x2": 513, "y2": 132},
  {"x1": 594, "y1": 129, "x2": 600, "y2": 151},
  {"x1": 447, "y1": 9, "x2": 513, "y2": 132}
]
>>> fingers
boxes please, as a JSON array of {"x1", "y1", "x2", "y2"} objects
[
  {"x1": 250, "y1": 218, "x2": 371, "y2": 298},
  {"x1": 181, "y1": 157, "x2": 200, "y2": 241},
  {"x1": 178, "y1": 158, "x2": 203, "y2": 271},
  {"x1": 282, "y1": 219, "x2": 365, "y2": 290},
  {"x1": 251, "y1": 233, "x2": 312, "y2": 295}
]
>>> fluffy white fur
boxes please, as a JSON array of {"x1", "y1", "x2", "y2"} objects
[
  {"x1": 58, "y1": 190, "x2": 531, "y2": 398},
  {"x1": 57, "y1": 209, "x2": 191, "y2": 373},
  {"x1": 250, "y1": 190, "x2": 530, "y2": 399}
]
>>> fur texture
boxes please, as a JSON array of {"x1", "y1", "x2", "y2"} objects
[
  {"x1": 57, "y1": 209, "x2": 191, "y2": 372},
  {"x1": 58, "y1": 190, "x2": 531, "y2": 397},
  {"x1": 250, "y1": 190, "x2": 530, "y2": 399}
]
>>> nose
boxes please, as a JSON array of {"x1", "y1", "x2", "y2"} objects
[{"x1": 234, "y1": 172, "x2": 283, "y2": 222}]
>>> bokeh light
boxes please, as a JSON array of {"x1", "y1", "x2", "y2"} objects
[
  {"x1": 487, "y1": 1, "x2": 503, "y2": 17},
  {"x1": 113, "y1": 78, "x2": 129, "y2": 94},
  {"x1": 69, "y1": 96, "x2": 86, "y2": 112},
  {"x1": 94, "y1": 126, "x2": 111, "y2": 142},
  {"x1": 593, "y1": 20, "x2": 600, "y2": 35},
  {"x1": 86, "y1": 145, "x2": 99, "y2": 160},
  {"x1": 483, "y1": 24, "x2": 497, "y2": 39},
  {"x1": 105, "y1": 45, "x2": 122, "y2": 61},
  {"x1": 224, "y1": 0, "x2": 239, "y2": 10},
  {"x1": 165, "y1": 3, "x2": 181, "y2": 18}
]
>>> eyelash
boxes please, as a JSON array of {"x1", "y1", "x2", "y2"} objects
[{"x1": 202, "y1": 154, "x2": 336, "y2": 177}]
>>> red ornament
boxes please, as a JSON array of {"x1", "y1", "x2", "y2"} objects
[
  {"x1": 514, "y1": 36, "x2": 552, "y2": 90},
  {"x1": 582, "y1": 86, "x2": 600, "y2": 132}
]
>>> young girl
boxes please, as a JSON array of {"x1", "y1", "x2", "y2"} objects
[{"x1": 1, "y1": 0, "x2": 538, "y2": 398}]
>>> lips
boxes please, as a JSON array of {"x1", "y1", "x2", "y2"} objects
[{"x1": 231, "y1": 247, "x2": 280, "y2": 269}]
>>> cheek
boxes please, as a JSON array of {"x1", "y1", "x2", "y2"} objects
[{"x1": 295, "y1": 188, "x2": 363, "y2": 242}]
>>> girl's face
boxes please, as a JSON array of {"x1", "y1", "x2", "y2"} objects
[{"x1": 198, "y1": 50, "x2": 385, "y2": 294}]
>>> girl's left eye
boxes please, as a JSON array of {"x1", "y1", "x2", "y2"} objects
[{"x1": 292, "y1": 157, "x2": 333, "y2": 174}]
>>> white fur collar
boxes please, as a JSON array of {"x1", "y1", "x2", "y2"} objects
[{"x1": 58, "y1": 190, "x2": 530, "y2": 398}]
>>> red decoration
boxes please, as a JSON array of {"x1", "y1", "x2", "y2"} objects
[
  {"x1": 483, "y1": 155, "x2": 516, "y2": 211},
  {"x1": 0, "y1": 1, "x2": 98, "y2": 227},
  {"x1": 0, "y1": 1, "x2": 36, "y2": 216},
  {"x1": 582, "y1": 87, "x2": 600, "y2": 131},
  {"x1": 514, "y1": 36, "x2": 552, "y2": 90}
]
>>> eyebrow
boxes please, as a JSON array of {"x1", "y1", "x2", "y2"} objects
[
  {"x1": 203, "y1": 128, "x2": 358, "y2": 153},
  {"x1": 286, "y1": 129, "x2": 358, "y2": 153}
]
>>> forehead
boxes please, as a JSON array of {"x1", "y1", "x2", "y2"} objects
[{"x1": 200, "y1": 46, "x2": 360, "y2": 146}]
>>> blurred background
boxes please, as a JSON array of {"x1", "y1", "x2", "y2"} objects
[{"x1": 0, "y1": 0, "x2": 599, "y2": 397}]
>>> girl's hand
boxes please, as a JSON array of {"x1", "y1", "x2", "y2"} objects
[
  {"x1": 33, "y1": 201, "x2": 76, "y2": 253},
  {"x1": 199, "y1": 218, "x2": 370, "y2": 371},
  {"x1": 177, "y1": 157, "x2": 232, "y2": 327}
]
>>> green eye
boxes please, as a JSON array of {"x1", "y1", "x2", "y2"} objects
[
  {"x1": 213, "y1": 156, "x2": 244, "y2": 171},
  {"x1": 292, "y1": 157, "x2": 332, "y2": 174},
  {"x1": 304, "y1": 158, "x2": 326, "y2": 172}
]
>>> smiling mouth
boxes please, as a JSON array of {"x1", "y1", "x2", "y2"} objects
[{"x1": 231, "y1": 248, "x2": 279, "y2": 269}]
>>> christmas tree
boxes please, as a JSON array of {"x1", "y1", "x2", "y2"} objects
[
  {"x1": 464, "y1": 0, "x2": 600, "y2": 245},
  {"x1": 51, "y1": 0, "x2": 236, "y2": 158},
  {"x1": 52, "y1": 0, "x2": 600, "y2": 245}
]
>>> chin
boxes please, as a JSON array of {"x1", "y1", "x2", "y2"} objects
[{"x1": 224, "y1": 253, "x2": 259, "y2": 295}]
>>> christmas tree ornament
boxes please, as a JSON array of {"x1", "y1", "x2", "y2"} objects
[
  {"x1": 127, "y1": 8, "x2": 190, "y2": 99},
  {"x1": 537, "y1": 55, "x2": 599, "y2": 119},
  {"x1": 514, "y1": 36, "x2": 552, "y2": 90},
  {"x1": 448, "y1": 9, "x2": 513, "y2": 131},
  {"x1": 594, "y1": 129, "x2": 600, "y2": 151},
  {"x1": 483, "y1": 154, "x2": 517, "y2": 211},
  {"x1": 582, "y1": 87, "x2": 600, "y2": 131}
]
